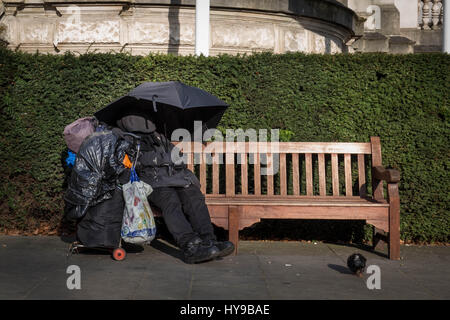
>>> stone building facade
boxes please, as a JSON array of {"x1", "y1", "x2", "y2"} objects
[
  {"x1": 0, "y1": 0, "x2": 444, "y2": 55},
  {"x1": 343, "y1": 0, "x2": 444, "y2": 53}
]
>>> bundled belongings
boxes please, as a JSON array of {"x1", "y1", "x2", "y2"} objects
[
  {"x1": 65, "y1": 150, "x2": 77, "y2": 168},
  {"x1": 66, "y1": 81, "x2": 233, "y2": 263},
  {"x1": 63, "y1": 117, "x2": 111, "y2": 168},
  {"x1": 64, "y1": 128, "x2": 136, "y2": 252},
  {"x1": 63, "y1": 117, "x2": 98, "y2": 153},
  {"x1": 92, "y1": 81, "x2": 234, "y2": 264}
]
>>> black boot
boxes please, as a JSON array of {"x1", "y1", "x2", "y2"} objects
[
  {"x1": 182, "y1": 237, "x2": 220, "y2": 264},
  {"x1": 203, "y1": 239, "x2": 235, "y2": 258}
]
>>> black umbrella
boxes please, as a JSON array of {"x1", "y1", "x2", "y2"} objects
[{"x1": 94, "y1": 81, "x2": 228, "y2": 139}]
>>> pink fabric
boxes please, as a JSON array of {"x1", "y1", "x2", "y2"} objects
[{"x1": 63, "y1": 117, "x2": 95, "y2": 153}]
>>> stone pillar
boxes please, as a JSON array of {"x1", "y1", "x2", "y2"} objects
[
  {"x1": 378, "y1": 3, "x2": 401, "y2": 35},
  {"x1": 195, "y1": 0, "x2": 210, "y2": 56}
]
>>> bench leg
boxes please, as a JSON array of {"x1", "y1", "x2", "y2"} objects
[
  {"x1": 388, "y1": 183, "x2": 401, "y2": 260},
  {"x1": 228, "y1": 206, "x2": 240, "y2": 255},
  {"x1": 372, "y1": 227, "x2": 387, "y2": 251}
]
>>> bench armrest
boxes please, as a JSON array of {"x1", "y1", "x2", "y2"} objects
[{"x1": 373, "y1": 166, "x2": 400, "y2": 183}]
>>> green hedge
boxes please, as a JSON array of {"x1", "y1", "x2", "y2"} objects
[{"x1": 0, "y1": 48, "x2": 448, "y2": 242}]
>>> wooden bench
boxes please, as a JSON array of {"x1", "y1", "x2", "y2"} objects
[{"x1": 156, "y1": 136, "x2": 400, "y2": 260}]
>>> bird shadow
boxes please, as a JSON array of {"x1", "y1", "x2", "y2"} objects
[{"x1": 327, "y1": 264, "x2": 353, "y2": 275}]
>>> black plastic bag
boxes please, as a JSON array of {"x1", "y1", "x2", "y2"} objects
[{"x1": 64, "y1": 130, "x2": 131, "y2": 220}]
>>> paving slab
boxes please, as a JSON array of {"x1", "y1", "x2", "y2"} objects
[{"x1": 0, "y1": 236, "x2": 448, "y2": 300}]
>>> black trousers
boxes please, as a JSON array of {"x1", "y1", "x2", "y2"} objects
[{"x1": 148, "y1": 184, "x2": 216, "y2": 248}]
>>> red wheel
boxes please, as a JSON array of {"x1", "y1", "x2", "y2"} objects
[{"x1": 112, "y1": 248, "x2": 126, "y2": 261}]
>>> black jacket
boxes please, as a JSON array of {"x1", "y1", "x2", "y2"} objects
[{"x1": 135, "y1": 132, "x2": 200, "y2": 189}]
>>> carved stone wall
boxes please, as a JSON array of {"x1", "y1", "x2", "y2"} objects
[{"x1": 0, "y1": 0, "x2": 356, "y2": 55}]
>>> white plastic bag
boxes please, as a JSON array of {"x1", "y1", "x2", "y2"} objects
[{"x1": 121, "y1": 171, "x2": 156, "y2": 245}]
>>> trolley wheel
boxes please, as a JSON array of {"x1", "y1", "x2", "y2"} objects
[{"x1": 112, "y1": 248, "x2": 126, "y2": 261}]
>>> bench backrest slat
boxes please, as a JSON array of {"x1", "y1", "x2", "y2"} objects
[
  {"x1": 318, "y1": 153, "x2": 326, "y2": 196},
  {"x1": 173, "y1": 140, "x2": 376, "y2": 198},
  {"x1": 344, "y1": 154, "x2": 352, "y2": 196},
  {"x1": 212, "y1": 152, "x2": 220, "y2": 194},
  {"x1": 305, "y1": 153, "x2": 313, "y2": 196},
  {"x1": 226, "y1": 152, "x2": 235, "y2": 196},
  {"x1": 267, "y1": 153, "x2": 274, "y2": 195},
  {"x1": 280, "y1": 153, "x2": 287, "y2": 196},
  {"x1": 331, "y1": 154, "x2": 339, "y2": 196},
  {"x1": 200, "y1": 154, "x2": 207, "y2": 194},
  {"x1": 254, "y1": 153, "x2": 261, "y2": 196},
  {"x1": 240, "y1": 153, "x2": 248, "y2": 195},
  {"x1": 358, "y1": 154, "x2": 367, "y2": 197},
  {"x1": 187, "y1": 152, "x2": 194, "y2": 172},
  {"x1": 292, "y1": 153, "x2": 300, "y2": 195}
]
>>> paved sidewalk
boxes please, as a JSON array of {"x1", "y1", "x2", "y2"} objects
[{"x1": 0, "y1": 236, "x2": 448, "y2": 300}]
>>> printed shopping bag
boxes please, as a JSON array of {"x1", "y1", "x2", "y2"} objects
[{"x1": 121, "y1": 168, "x2": 156, "y2": 245}]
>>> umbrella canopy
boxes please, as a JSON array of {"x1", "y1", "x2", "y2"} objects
[{"x1": 94, "y1": 81, "x2": 228, "y2": 139}]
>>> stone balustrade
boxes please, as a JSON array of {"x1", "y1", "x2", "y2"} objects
[{"x1": 418, "y1": 0, "x2": 444, "y2": 30}]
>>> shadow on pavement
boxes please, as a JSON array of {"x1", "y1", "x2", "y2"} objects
[
  {"x1": 150, "y1": 238, "x2": 184, "y2": 261},
  {"x1": 327, "y1": 264, "x2": 353, "y2": 275},
  {"x1": 324, "y1": 241, "x2": 389, "y2": 259}
]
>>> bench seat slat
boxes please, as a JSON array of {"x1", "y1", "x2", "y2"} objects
[
  {"x1": 151, "y1": 197, "x2": 389, "y2": 219},
  {"x1": 205, "y1": 197, "x2": 389, "y2": 207},
  {"x1": 229, "y1": 206, "x2": 388, "y2": 222},
  {"x1": 205, "y1": 201, "x2": 389, "y2": 207},
  {"x1": 205, "y1": 194, "x2": 380, "y2": 200}
]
